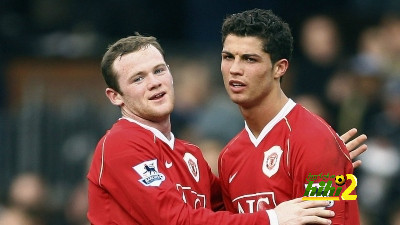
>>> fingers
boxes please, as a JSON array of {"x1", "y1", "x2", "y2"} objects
[
  {"x1": 302, "y1": 207, "x2": 335, "y2": 217},
  {"x1": 352, "y1": 160, "x2": 362, "y2": 169},
  {"x1": 299, "y1": 216, "x2": 332, "y2": 225},
  {"x1": 286, "y1": 197, "x2": 304, "y2": 204},
  {"x1": 340, "y1": 128, "x2": 357, "y2": 143},
  {"x1": 346, "y1": 135, "x2": 368, "y2": 153},
  {"x1": 299, "y1": 200, "x2": 331, "y2": 209},
  {"x1": 349, "y1": 143, "x2": 367, "y2": 159}
]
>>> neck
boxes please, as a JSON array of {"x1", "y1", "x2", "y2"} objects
[
  {"x1": 240, "y1": 90, "x2": 288, "y2": 138},
  {"x1": 122, "y1": 112, "x2": 172, "y2": 140}
]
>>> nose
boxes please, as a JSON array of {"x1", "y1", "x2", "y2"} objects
[
  {"x1": 147, "y1": 73, "x2": 162, "y2": 90},
  {"x1": 229, "y1": 59, "x2": 243, "y2": 75}
]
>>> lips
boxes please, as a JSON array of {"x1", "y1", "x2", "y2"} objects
[
  {"x1": 149, "y1": 92, "x2": 166, "y2": 100},
  {"x1": 228, "y1": 79, "x2": 246, "y2": 93},
  {"x1": 229, "y1": 80, "x2": 245, "y2": 87}
]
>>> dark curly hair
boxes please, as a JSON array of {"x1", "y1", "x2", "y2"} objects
[
  {"x1": 221, "y1": 9, "x2": 293, "y2": 64},
  {"x1": 101, "y1": 33, "x2": 164, "y2": 94}
]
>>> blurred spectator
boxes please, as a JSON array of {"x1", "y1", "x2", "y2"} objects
[
  {"x1": 367, "y1": 81, "x2": 400, "y2": 148},
  {"x1": 326, "y1": 22, "x2": 387, "y2": 134},
  {"x1": 62, "y1": 153, "x2": 92, "y2": 225},
  {"x1": 191, "y1": 91, "x2": 244, "y2": 145},
  {"x1": 8, "y1": 173, "x2": 48, "y2": 213},
  {"x1": 292, "y1": 14, "x2": 344, "y2": 126},
  {"x1": 169, "y1": 55, "x2": 215, "y2": 141},
  {"x1": 292, "y1": 15, "x2": 343, "y2": 96},
  {"x1": 63, "y1": 182, "x2": 89, "y2": 225},
  {"x1": 357, "y1": 80, "x2": 400, "y2": 225},
  {"x1": 379, "y1": 13, "x2": 400, "y2": 78},
  {"x1": 4, "y1": 173, "x2": 49, "y2": 225},
  {"x1": 350, "y1": 26, "x2": 386, "y2": 76},
  {"x1": 325, "y1": 69, "x2": 383, "y2": 134},
  {"x1": 0, "y1": 207, "x2": 41, "y2": 225},
  {"x1": 196, "y1": 138, "x2": 224, "y2": 176}
]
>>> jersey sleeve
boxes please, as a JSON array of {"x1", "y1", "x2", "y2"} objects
[
  {"x1": 88, "y1": 129, "x2": 272, "y2": 225},
  {"x1": 208, "y1": 161, "x2": 225, "y2": 212},
  {"x1": 218, "y1": 147, "x2": 236, "y2": 213},
  {"x1": 289, "y1": 123, "x2": 359, "y2": 225}
]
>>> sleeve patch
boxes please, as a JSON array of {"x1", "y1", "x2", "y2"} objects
[{"x1": 133, "y1": 159, "x2": 165, "y2": 187}]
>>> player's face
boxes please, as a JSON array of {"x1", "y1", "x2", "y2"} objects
[
  {"x1": 111, "y1": 45, "x2": 174, "y2": 122},
  {"x1": 221, "y1": 35, "x2": 280, "y2": 108}
]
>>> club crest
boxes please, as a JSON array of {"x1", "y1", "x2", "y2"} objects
[
  {"x1": 133, "y1": 159, "x2": 165, "y2": 187},
  {"x1": 183, "y1": 153, "x2": 200, "y2": 182},
  {"x1": 262, "y1": 146, "x2": 283, "y2": 178}
]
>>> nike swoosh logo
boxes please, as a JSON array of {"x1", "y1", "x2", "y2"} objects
[
  {"x1": 229, "y1": 171, "x2": 238, "y2": 183},
  {"x1": 165, "y1": 161, "x2": 173, "y2": 168}
]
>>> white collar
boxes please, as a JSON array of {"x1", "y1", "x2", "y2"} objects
[
  {"x1": 245, "y1": 99, "x2": 296, "y2": 147},
  {"x1": 121, "y1": 117, "x2": 175, "y2": 150}
]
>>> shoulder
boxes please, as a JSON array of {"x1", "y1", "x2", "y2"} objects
[
  {"x1": 288, "y1": 105, "x2": 335, "y2": 140},
  {"x1": 107, "y1": 119, "x2": 154, "y2": 143},
  {"x1": 219, "y1": 129, "x2": 248, "y2": 166},
  {"x1": 177, "y1": 139, "x2": 200, "y2": 149},
  {"x1": 98, "y1": 120, "x2": 157, "y2": 158},
  {"x1": 287, "y1": 105, "x2": 346, "y2": 157},
  {"x1": 175, "y1": 139, "x2": 205, "y2": 157},
  {"x1": 220, "y1": 129, "x2": 247, "y2": 154},
  {"x1": 287, "y1": 105, "x2": 349, "y2": 159}
]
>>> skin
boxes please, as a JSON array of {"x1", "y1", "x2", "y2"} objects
[
  {"x1": 98, "y1": 36, "x2": 364, "y2": 225},
  {"x1": 221, "y1": 35, "x2": 368, "y2": 163},
  {"x1": 221, "y1": 34, "x2": 367, "y2": 224},
  {"x1": 341, "y1": 128, "x2": 367, "y2": 168},
  {"x1": 105, "y1": 45, "x2": 174, "y2": 138},
  {"x1": 221, "y1": 35, "x2": 289, "y2": 137}
]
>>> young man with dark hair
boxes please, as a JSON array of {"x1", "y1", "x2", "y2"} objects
[{"x1": 218, "y1": 9, "x2": 361, "y2": 225}]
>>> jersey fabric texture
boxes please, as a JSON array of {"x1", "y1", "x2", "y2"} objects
[
  {"x1": 218, "y1": 99, "x2": 360, "y2": 225},
  {"x1": 87, "y1": 118, "x2": 272, "y2": 225}
]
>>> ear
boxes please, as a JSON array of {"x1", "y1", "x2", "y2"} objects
[
  {"x1": 105, "y1": 88, "x2": 124, "y2": 106},
  {"x1": 273, "y1": 59, "x2": 289, "y2": 79}
]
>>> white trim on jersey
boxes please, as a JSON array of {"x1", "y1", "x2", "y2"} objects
[
  {"x1": 266, "y1": 209, "x2": 279, "y2": 225},
  {"x1": 99, "y1": 133, "x2": 109, "y2": 187},
  {"x1": 245, "y1": 99, "x2": 296, "y2": 147},
  {"x1": 121, "y1": 117, "x2": 175, "y2": 150},
  {"x1": 314, "y1": 116, "x2": 351, "y2": 161}
]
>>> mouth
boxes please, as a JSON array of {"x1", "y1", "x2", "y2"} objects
[
  {"x1": 149, "y1": 92, "x2": 166, "y2": 100},
  {"x1": 229, "y1": 80, "x2": 246, "y2": 88}
]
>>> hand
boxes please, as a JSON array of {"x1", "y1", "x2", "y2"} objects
[
  {"x1": 274, "y1": 198, "x2": 333, "y2": 225},
  {"x1": 340, "y1": 128, "x2": 368, "y2": 169}
]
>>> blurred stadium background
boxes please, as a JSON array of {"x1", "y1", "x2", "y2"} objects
[{"x1": 0, "y1": 0, "x2": 400, "y2": 224}]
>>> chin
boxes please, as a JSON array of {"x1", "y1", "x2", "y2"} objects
[
  {"x1": 228, "y1": 94, "x2": 245, "y2": 105},
  {"x1": 158, "y1": 104, "x2": 174, "y2": 116},
  {"x1": 231, "y1": 97, "x2": 253, "y2": 108}
]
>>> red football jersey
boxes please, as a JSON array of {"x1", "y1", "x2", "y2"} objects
[
  {"x1": 218, "y1": 99, "x2": 360, "y2": 225},
  {"x1": 87, "y1": 118, "x2": 273, "y2": 225}
]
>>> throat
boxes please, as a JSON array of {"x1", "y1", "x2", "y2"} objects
[{"x1": 241, "y1": 95, "x2": 289, "y2": 138}]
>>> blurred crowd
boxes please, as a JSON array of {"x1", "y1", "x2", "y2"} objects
[{"x1": 1, "y1": 1, "x2": 400, "y2": 225}]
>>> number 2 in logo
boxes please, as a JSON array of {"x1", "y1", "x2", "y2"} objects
[{"x1": 341, "y1": 174, "x2": 357, "y2": 200}]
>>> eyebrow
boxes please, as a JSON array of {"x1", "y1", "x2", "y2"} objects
[
  {"x1": 221, "y1": 51, "x2": 261, "y2": 58},
  {"x1": 129, "y1": 63, "x2": 167, "y2": 78},
  {"x1": 154, "y1": 63, "x2": 168, "y2": 68},
  {"x1": 242, "y1": 53, "x2": 260, "y2": 58}
]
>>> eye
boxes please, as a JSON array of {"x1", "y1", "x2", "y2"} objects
[
  {"x1": 245, "y1": 57, "x2": 256, "y2": 62},
  {"x1": 154, "y1": 65, "x2": 168, "y2": 75},
  {"x1": 222, "y1": 54, "x2": 233, "y2": 60},
  {"x1": 154, "y1": 68, "x2": 164, "y2": 74},
  {"x1": 133, "y1": 76, "x2": 144, "y2": 83}
]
